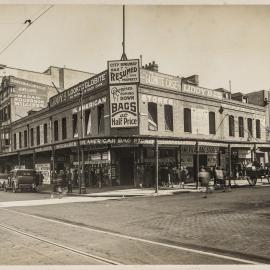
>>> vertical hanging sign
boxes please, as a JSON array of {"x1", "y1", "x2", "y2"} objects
[{"x1": 108, "y1": 59, "x2": 140, "y2": 128}]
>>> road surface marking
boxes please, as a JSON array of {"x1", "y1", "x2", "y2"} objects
[
  {"x1": 1, "y1": 208, "x2": 263, "y2": 265},
  {"x1": 0, "y1": 222, "x2": 120, "y2": 265}
]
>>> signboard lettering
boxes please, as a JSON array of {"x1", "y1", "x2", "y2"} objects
[
  {"x1": 110, "y1": 84, "x2": 138, "y2": 128},
  {"x1": 140, "y1": 69, "x2": 181, "y2": 91},
  {"x1": 72, "y1": 96, "x2": 106, "y2": 113},
  {"x1": 108, "y1": 59, "x2": 139, "y2": 84},
  {"x1": 141, "y1": 94, "x2": 173, "y2": 105},
  {"x1": 49, "y1": 71, "x2": 108, "y2": 107},
  {"x1": 182, "y1": 84, "x2": 223, "y2": 100}
]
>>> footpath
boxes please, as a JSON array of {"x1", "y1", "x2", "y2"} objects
[{"x1": 42, "y1": 178, "x2": 270, "y2": 198}]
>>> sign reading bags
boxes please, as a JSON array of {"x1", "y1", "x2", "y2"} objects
[
  {"x1": 108, "y1": 59, "x2": 139, "y2": 85},
  {"x1": 110, "y1": 84, "x2": 138, "y2": 128}
]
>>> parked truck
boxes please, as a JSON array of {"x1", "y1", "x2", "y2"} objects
[{"x1": 3, "y1": 169, "x2": 37, "y2": 193}]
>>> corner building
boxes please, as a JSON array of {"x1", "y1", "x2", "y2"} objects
[{"x1": 1, "y1": 62, "x2": 269, "y2": 188}]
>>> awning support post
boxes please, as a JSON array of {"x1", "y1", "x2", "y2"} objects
[
  {"x1": 196, "y1": 141, "x2": 199, "y2": 189},
  {"x1": 155, "y1": 139, "x2": 159, "y2": 195}
]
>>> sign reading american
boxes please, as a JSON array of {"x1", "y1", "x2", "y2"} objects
[
  {"x1": 108, "y1": 59, "x2": 140, "y2": 85},
  {"x1": 110, "y1": 84, "x2": 138, "y2": 128}
]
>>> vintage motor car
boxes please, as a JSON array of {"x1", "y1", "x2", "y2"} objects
[
  {"x1": 3, "y1": 169, "x2": 37, "y2": 192},
  {"x1": 0, "y1": 173, "x2": 9, "y2": 189}
]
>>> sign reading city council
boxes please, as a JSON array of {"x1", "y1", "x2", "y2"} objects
[
  {"x1": 110, "y1": 84, "x2": 138, "y2": 128},
  {"x1": 108, "y1": 59, "x2": 140, "y2": 85}
]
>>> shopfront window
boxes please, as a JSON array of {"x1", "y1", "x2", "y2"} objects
[
  {"x1": 184, "y1": 108, "x2": 192, "y2": 132},
  {"x1": 164, "y1": 105, "x2": 173, "y2": 131},
  {"x1": 209, "y1": 112, "x2": 216, "y2": 134},
  {"x1": 36, "y1": 126, "x2": 40, "y2": 145},
  {"x1": 44, "y1": 123, "x2": 48, "y2": 144},
  {"x1": 54, "y1": 120, "x2": 59, "y2": 141},
  {"x1": 229, "y1": 115, "x2": 235, "y2": 137},
  {"x1": 247, "y1": 118, "x2": 253, "y2": 137},
  {"x1": 13, "y1": 133, "x2": 16, "y2": 150},
  {"x1": 72, "y1": 113, "x2": 78, "y2": 138},
  {"x1": 24, "y1": 130, "x2": 27, "y2": 147},
  {"x1": 148, "y1": 102, "x2": 158, "y2": 131},
  {"x1": 239, "y1": 117, "x2": 244, "y2": 137},
  {"x1": 85, "y1": 109, "x2": 92, "y2": 136},
  {"x1": 97, "y1": 104, "x2": 104, "y2": 134},
  {"x1": 62, "y1": 117, "x2": 67, "y2": 140},
  {"x1": 30, "y1": 128, "x2": 34, "y2": 146},
  {"x1": 256, "y1": 119, "x2": 261, "y2": 139},
  {"x1": 19, "y1": 132, "x2": 22, "y2": 149}
]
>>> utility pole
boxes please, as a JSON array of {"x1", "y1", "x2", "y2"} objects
[
  {"x1": 229, "y1": 80, "x2": 232, "y2": 98},
  {"x1": 80, "y1": 90, "x2": 86, "y2": 194},
  {"x1": 121, "y1": 5, "x2": 128, "y2": 61}
]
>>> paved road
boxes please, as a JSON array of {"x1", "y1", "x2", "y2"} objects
[{"x1": 0, "y1": 186, "x2": 269, "y2": 265}]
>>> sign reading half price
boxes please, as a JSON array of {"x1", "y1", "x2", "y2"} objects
[{"x1": 108, "y1": 59, "x2": 140, "y2": 85}]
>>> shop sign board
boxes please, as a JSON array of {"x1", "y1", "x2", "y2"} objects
[
  {"x1": 182, "y1": 84, "x2": 223, "y2": 100},
  {"x1": 35, "y1": 163, "x2": 50, "y2": 185},
  {"x1": 108, "y1": 59, "x2": 140, "y2": 85},
  {"x1": 110, "y1": 84, "x2": 138, "y2": 128},
  {"x1": 55, "y1": 141, "x2": 77, "y2": 149},
  {"x1": 140, "y1": 69, "x2": 182, "y2": 91},
  {"x1": 35, "y1": 146, "x2": 52, "y2": 152},
  {"x1": 49, "y1": 71, "x2": 108, "y2": 107},
  {"x1": 181, "y1": 145, "x2": 219, "y2": 154},
  {"x1": 81, "y1": 137, "x2": 154, "y2": 145}
]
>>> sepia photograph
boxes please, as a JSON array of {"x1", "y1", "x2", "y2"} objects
[{"x1": 0, "y1": 1, "x2": 269, "y2": 268}]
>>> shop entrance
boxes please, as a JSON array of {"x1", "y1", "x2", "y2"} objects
[{"x1": 120, "y1": 156, "x2": 134, "y2": 185}]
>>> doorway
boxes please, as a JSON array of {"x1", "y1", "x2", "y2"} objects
[{"x1": 120, "y1": 156, "x2": 134, "y2": 185}]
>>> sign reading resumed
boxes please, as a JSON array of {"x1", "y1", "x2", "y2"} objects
[
  {"x1": 108, "y1": 59, "x2": 140, "y2": 85},
  {"x1": 109, "y1": 84, "x2": 138, "y2": 128}
]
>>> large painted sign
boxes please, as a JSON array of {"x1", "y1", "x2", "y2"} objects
[
  {"x1": 140, "y1": 69, "x2": 182, "y2": 91},
  {"x1": 108, "y1": 59, "x2": 139, "y2": 85},
  {"x1": 110, "y1": 84, "x2": 138, "y2": 128},
  {"x1": 10, "y1": 77, "x2": 48, "y2": 108},
  {"x1": 182, "y1": 84, "x2": 223, "y2": 100},
  {"x1": 49, "y1": 71, "x2": 108, "y2": 107}
]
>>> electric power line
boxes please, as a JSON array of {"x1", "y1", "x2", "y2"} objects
[{"x1": 0, "y1": 5, "x2": 54, "y2": 57}]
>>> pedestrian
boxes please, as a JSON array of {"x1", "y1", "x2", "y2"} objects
[
  {"x1": 57, "y1": 170, "x2": 64, "y2": 199},
  {"x1": 199, "y1": 166, "x2": 210, "y2": 198},
  {"x1": 180, "y1": 166, "x2": 188, "y2": 189},
  {"x1": 67, "y1": 169, "x2": 73, "y2": 193}
]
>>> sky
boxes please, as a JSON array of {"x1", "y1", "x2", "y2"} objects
[{"x1": 0, "y1": 4, "x2": 270, "y2": 93}]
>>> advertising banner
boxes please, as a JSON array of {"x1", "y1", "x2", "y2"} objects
[
  {"x1": 110, "y1": 84, "x2": 138, "y2": 128},
  {"x1": 35, "y1": 163, "x2": 51, "y2": 185},
  {"x1": 108, "y1": 59, "x2": 139, "y2": 85}
]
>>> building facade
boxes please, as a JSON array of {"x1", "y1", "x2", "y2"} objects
[{"x1": 0, "y1": 60, "x2": 269, "y2": 188}]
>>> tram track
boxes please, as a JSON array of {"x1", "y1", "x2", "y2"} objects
[
  {"x1": 0, "y1": 222, "x2": 120, "y2": 265},
  {"x1": 1, "y1": 208, "x2": 266, "y2": 265}
]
